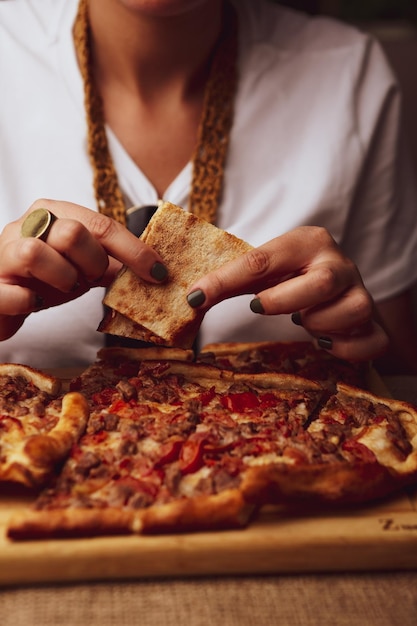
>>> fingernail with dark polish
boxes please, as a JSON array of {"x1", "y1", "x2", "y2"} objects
[
  {"x1": 150, "y1": 262, "x2": 168, "y2": 282},
  {"x1": 34, "y1": 295, "x2": 44, "y2": 311},
  {"x1": 187, "y1": 289, "x2": 206, "y2": 308},
  {"x1": 71, "y1": 281, "x2": 81, "y2": 292},
  {"x1": 250, "y1": 298, "x2": 265, "y2": 314},
  {"x1": 318, "y1": 336, "x2": 333, "y2": 350},
  {"x1": 291, "y1": 312, "x2": 302, "y2": 326}
]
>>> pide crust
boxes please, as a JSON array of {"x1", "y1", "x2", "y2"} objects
[
  {"x1": 8, "y1": 489, "x2": 254, "y2": 540},
  {"x1": 0, "y1": 363, "x2": 61, "y2": 396},
  {"x1": 241, "y1": 460, "x2": 400, "y2": 507},
  {"x1": 22, "y1": 392, "x2": 90, "y2": 470},
  {"x1": 0, "y1": 363, "x2": 89, "y2": 488},
  {"x1": 100, "y1": 202, "x2": 253, "y2": 348},
  {"x1": 0, "y1": 392, "x2": 89, "y2": 488},
  {"x1": 200, "y1": 340, "x2": 316, "y2": 356},
  {"x1": 95, "y1": 346, "x2": 195, "y2": 363}
]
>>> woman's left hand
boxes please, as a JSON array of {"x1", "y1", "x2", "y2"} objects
[{"x1": 186, "y1": 226, "x2": 389, "y2": 362}]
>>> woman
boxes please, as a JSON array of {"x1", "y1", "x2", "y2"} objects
[{"x1": 0, "y1": 0, "x2": 416, "y2": 371}]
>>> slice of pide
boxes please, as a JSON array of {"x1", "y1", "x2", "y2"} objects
[
  {"x1": 0, "y1": 363, "x2": 61, "y2": 396},
  {"x1": 69, "y1": 345, "x2": 195, "y2": 399},
  {"x1": 0, "y1": 364, "x2": 89, "y2": 488},
  {"x1": 309, "y1": 382, "x2": 417, "y2": 479},
  {"x1": 99, "y1": 201, "x2": 253, "y2": 348},
  {"x1": 198, "y1": 341, "x2": 369, "y2": 389},
  {"x1": 7, "y1": 364, "x2": 325, "y2": 539},
  {"x1": 242, "y1": 382, "x2": 417, "y2": 508}
]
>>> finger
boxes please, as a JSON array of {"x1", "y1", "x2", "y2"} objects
[
  {"x1": 0, "y1": 314, "x2": 26, "y2": 341},
  {"x1": 0, "y1": 283, "x2": 42, "y2": 316},
  {"x1": 3, "y1": 238, "x2": 79, "y2": 292},
  {"x1": 24, "y1": 200, "x2": 168, "y2": 283},
  {"x1": 250, "y1": 261, "x2": 362, "y2": 318},
  {"x1": 186, "y1": 227, "x2": 352, "y2": 309},
  {"x1": 40, "y1": 217, "x2": 109, "y2": 283},
  {"x1": 292, "y1": 285, "x2": 374, "y2": 335},
  {"x1": 311, "y1": 321, "x2": 389, "y2": 362},
  {"x1": 186, "y1": 247, "x2": 279, "y2": 309}
]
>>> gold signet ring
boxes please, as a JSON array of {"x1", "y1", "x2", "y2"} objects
[{"x1": 21, "y1": 208, "x2": 57, "y2": 241}]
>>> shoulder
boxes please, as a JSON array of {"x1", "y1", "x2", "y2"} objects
[
  {"x1": 235, "y1": 0, "x2": 371, "y2": 52},
  {"x1": 233, "y1": 0, "x2": 391, "y2": 80},
  {"x1": 233, "y1": 0, "x2": 397, "y2": 117}
]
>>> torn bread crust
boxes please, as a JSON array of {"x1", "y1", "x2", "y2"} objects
[
  {"x1": 0, "y1": 390, "x2": 89, "y2": 488},
  {"x1": 100, "y1": 202, "x2": 253, "y2": 348}
]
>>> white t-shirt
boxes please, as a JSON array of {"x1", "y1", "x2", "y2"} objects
[{"x1": 0, "y1": 0, "x2": 416, "y2": 368}]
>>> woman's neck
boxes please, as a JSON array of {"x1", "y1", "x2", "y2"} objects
[{"x1": 87, "y1": 0, "x2": 224, "y2": 100}]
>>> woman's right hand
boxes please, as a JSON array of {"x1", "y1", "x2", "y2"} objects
[{"x1": 0, "y1": 198, "x2": 167, "y2": 340}]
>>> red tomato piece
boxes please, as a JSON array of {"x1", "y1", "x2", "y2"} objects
[
  {"x1": 342, "y1": 439, "x2": 377, "y2": 463},
  {"x1": 199, "y1": 386, "x2": 216, "y2": 406},
  {"x1": 221, "y1": 391, "x2": 260, "y2": 412},
  {"x1": 179, "y1": 438, "x2": 205, "y2": 474},
  {"x1": 155, "y1": 439, "x2": 184, "y2": 467},
  {"x1": 259, "y1": 392, "x2": 278, "y2": 408},
  {"x1": 0, "y1": 415, "x2": 23, "y2": 430},
  {"x1": 109, "y1": 398, "x2": 130, "y2": 413}
]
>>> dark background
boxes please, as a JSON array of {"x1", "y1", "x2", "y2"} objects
[{"x1": 277, "y1": 1, "x2": 417, "y2": 22}]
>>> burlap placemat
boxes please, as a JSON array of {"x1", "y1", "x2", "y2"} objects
[{"x1": 1, "y1": 572, "x2": 417, "y2": 626}]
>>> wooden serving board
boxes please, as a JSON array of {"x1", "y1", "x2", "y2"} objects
[
  {"x1": 1, "y1": 491, "x2": 417, "y2": 586},
  {"x1": 1, "y1": 368, "x2": 417, "y2": 586}
]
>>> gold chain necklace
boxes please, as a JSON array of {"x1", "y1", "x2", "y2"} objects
[{"x1": 73, "y1": 0, "x2": 238, "y2": 227}]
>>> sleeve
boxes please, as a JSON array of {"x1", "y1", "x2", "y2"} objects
[{"x1": 340, "y1": 35, "x2": 417, "y2": 302}]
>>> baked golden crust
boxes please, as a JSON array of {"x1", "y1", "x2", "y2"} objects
[
  {"x1": 95, "y1": 346, "x2": 195, "y2": 363},
  {"x1": 101, "y1": 202, "x2": 253, "y2": 348},
  {"x1": 7, "y1": 489, "x2": 254, "y2": 539},
  {"x1": 200, "y1": 340, "x2": 315, "y2": 356},
  {"x1": 7, "y1": 507, "x2": 136, "y2": 540},
  {"x1": 0, "y1": 392, "x2": 89, "y2": 488},
  {"x1": 0, "y1": 363, "x2": 61, "y2": 395},
  {"x1": 22, "y1": 392, "x2": 90, "y2": 469},
  {"x1": 0, "y1": 363, "x2": 89, "y2": 488},
  {"x1": 241, "y1": 461, "x2": 399, "y2": 507}
]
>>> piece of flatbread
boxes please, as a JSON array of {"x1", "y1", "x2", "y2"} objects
[{"x1": 99, "y1": 202, "x2": 253, "y2": 348}]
